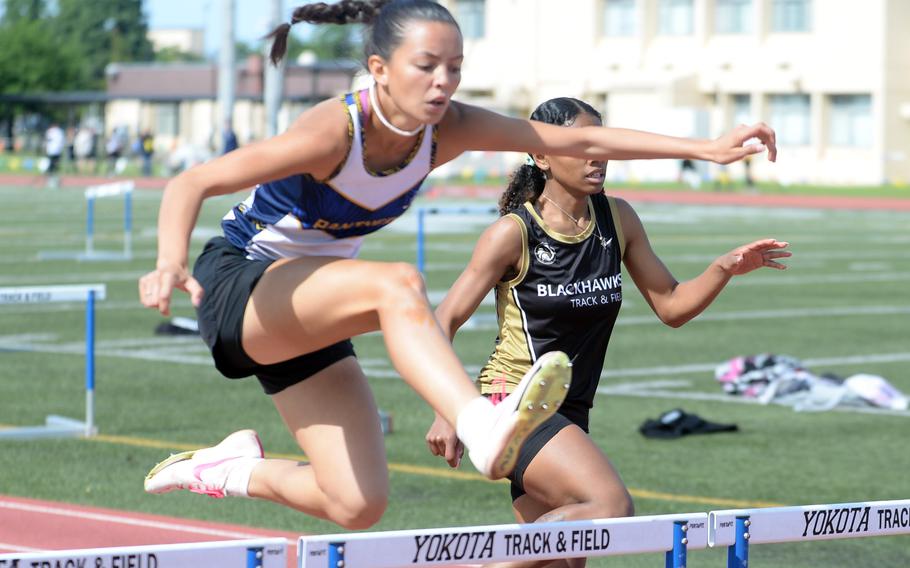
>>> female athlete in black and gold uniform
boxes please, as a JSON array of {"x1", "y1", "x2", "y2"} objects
[{"x1": 426, "y1": 97, "x2": 791, "y2": 568}]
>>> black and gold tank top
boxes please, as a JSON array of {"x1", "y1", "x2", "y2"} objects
[{"x1": 478, "y1": 192, "x2": 625, "y2": 430}]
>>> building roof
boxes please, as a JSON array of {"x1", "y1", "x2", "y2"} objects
[{"x1": 104, "y1": 56, "x2": 360, "y2": 102}]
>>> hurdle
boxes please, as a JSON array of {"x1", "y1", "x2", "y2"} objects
[
  {"x1": 39, "y1": 180, "x2": 134, "y2": 261},
  {"x1": 709, "y1": 498, "x2": 910, "y2": 568},
  {"x1": 0, "y1": 284, "x2": 105, "y2": 439},
  {"x1": 0, "y1": 537, "x2": 287, "y2": 567},
  {"x1": 415, "y1": 205, "x2": 498, "y2": 274},
  {"x1": 299, "y1": 512, "x2": 708, "y2": 567}
]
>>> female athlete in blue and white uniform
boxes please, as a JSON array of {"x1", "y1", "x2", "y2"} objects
[{"x1": 139, "y1": 0, "x2": 777, "y2": 530}]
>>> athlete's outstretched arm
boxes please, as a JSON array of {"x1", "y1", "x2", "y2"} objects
[
  {"x1": 616, "y1": 198, "x2": 791, "y2": 328},
  {"x1": 138, "y1": 98, "x2": 349, "y2": 316},
  {"x1": 426, "y1": 217, "x2": 524, "y2": 467},
  {"x1": 435, "y1": 217, "x2": 523, "y2": 338},
  {"x1": 434, "y1": 101, "x2": 776, "y2": 167}
]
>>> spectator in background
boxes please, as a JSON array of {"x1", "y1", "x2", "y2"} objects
[
  {"x1": 222, "y1": 120, "x2": 238, "y2": 154},
  {"x1": 74, "y1": 126, "x2": 95, "y2": 174},
  {"x1": 106, "y1": 126, "x2": 128, "y2": 176},
  {"x1": 743, "y1": 156, "x2": 755, "y2": 192},
  {"x1": 140, "y1": 130, "x2": 155, "y2": 177},
  {"x1": 680, "y1": 158, "x2": 701, "y2": 189},
  {"x1": 44, "y1": 122, "x2": 65, "y2": 187},
  {"x1": 65, "y1": 127, "x2": 76, "y2": 173}
]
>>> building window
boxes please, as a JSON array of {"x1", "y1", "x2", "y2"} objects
[
  {"x1": 716, "y1": 0, "x2": 752, "y2": 34},
  {"x1": 455, "y1": 0, "x2": 485, "y2": 39},
  {"x1": 154, "y1": 103, "x2": 179, "y2": 137},
  {"x1": 658, "y1": 0, "x2": 693, "y2": 35},
  {"x1": 604, "y1": 0, "x2": 637, "y2": 36},
  {"x1": 732, "y1": 94, "x2": 752, "y2": 126},
  {"x1": 829, "y1": 95, "x2": 872, "y2": 147},
  {"x1": 772, "y1": 0, "x2": 811, "y2": 32},
  {"x1": 768, "y1": 94, "x2": 810, "y2": 146}
]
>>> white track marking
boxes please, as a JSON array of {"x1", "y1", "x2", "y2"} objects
[
  {"x1": 0, "y1": 499, "x2": 293, "y2": 544},
  {"x1": 0, "y1": 542, "x2": 44, "y2": 553}
]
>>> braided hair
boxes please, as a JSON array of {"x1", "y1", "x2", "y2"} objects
[
  {"x1": 266, "y1": 0, "x2": 459, "y2": 66},
  {"x1": 498, "y1": 98, "x2": 603, "y2": 216}
]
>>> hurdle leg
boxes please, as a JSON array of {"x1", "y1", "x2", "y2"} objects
[
  {"x1": 328, "y1": 541, "x2": 346, "y2": 567},
  {"x1": 246, "y1": 546, "x2": 264, "y2": 568},
  {"x1": 726, "y1": 516, "x2": 750, "y2": 568},
  {"x1": 85, "y1": 289, "x2": 96, "y2": 435},
  {"x1": 416, "y1": 207, "x2": 426, "y2": 274},
  {"x1": 85, "y1": 196, "x2": 95, "y2": 257},
  {"x1": 123, "y1": 189, "x2": 133, "y2": 259},
  {"x1": 665, "y1": 520, "x2": 689, "y2": 568}
]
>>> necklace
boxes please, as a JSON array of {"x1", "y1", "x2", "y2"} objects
[
  {"x1": 368, "y1": 82, "x2": 423, "y2": 137},
  {"x1": 540, "y1": 194, "x2": 610, "y2": 249}
]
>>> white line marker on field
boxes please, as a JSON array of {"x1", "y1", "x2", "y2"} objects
[{"x1": 0, "y1": 500, "x2": 293, "y2": 545}]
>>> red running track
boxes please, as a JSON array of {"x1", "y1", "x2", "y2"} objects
[
  {"x1": 0, "y1": 494, "x2": 299, "y2": 567},
  {"x1": 2, "y1": 174, "x2": 910, "y2": 211}
]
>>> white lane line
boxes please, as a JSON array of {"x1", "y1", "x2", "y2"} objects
[
  {"x1": 453, "y1": 305, "x2": 910, "y2": 330},
  {"x1": 0, "y1": 542, "x2": 45, "y2": 553},
  {"x1": 360, "y1": 352, "x2": 910, "y2": 385},
  {"x1": 730, "y1": 271, "x2": 910, "y2": 286},
  {"x1": 599, "y1": 352, "x2": 910, "y2": 379},
  {"x1": 615, "y1": 305, "x2": 910, "y2": 325},
  {"x1": 0, "y1": 500, "x2": 293, "y2": 544},
  {"x1": 595, "y1": 385, "x2": 910, "y2": 417}
]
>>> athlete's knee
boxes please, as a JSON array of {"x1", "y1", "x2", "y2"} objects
[
  {"x1": 379, "y1": 263, "x2": 427, "y2": 303},
  {"x1": 589, "y1": 490, "x2": 634, "y2": 519},
  {"x1": 328, "y1": 488, "x2": 388, "y2": 530},
  {"x1": 391, "y1": 262, "x2": 426, "y2": 294}
]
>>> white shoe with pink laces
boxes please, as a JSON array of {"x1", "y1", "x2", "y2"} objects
[
  {"x1": 144, "y1": 429, "x2": 264, "y2": 499},
  {"x1": 464, "y1": 351, "x2": 571, "y2": 479}
]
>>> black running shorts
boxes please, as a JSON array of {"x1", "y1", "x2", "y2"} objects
[
  {"x1": 193, "y1": 237, "x2": 355, "y2": 394},
  {"x1": 507, "y1": 411, "x2": 577, "y2": 501}
]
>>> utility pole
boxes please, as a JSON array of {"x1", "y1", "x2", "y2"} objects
[
  {"x1": 217, "y1": 0, "x2": 236, "y2": 151},
  {"x1": 264, "y1": 0, "x2": 286, "y2": 138}
]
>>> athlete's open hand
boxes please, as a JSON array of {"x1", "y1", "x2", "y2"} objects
[
  {"x1": 719, "y1": 239, "x2": 791, "y2": 276},
  {"x1": 425, "y1": 412, "x2": 463, "y2": 468},
  {"x1": 139, "y1": 260, "x2": 204, "y2": 317},
  {"x1": 707, "y1": 122, "x2": 777, "y2": 164}
]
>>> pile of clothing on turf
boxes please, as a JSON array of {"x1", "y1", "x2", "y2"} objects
[{"x1": 714, "y1": 353, "x2": 908, "y2": 412}]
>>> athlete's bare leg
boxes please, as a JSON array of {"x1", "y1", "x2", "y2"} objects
[
  {"x1": 242, "y1": 257, "x2": 480, "y2": 427},
  {"x1": 486, "y1": 425, "x2": 633, "y2": 568},
  {"x1": 247, "y1": 357, "x2": 389, "y2": 529}
]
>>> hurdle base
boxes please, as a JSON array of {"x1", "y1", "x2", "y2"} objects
[{"x1": 0, "y1": 415, "x2": 96, "y2": 440}]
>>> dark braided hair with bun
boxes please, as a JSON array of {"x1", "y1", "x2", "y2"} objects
[
  {"x1": 266, "y1": 0, "x2": 459, "y2": 66},
  {"x1": 498, "y1": 98, "x2": 603, "y2": 216}
]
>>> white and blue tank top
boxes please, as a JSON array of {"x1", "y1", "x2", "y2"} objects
[{"x1": 222, "y1": 89, "x2": 437, "y2": 260}]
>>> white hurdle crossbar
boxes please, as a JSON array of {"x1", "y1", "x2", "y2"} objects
[
  {"x1": 0, "y1": 538, "x2": 287, "y2": 567},
  {"x1": 0, "y1": 284, "x2": 106, "y2": 439},
  {"x1": 299, "y1": 512, "x2": 708, "y2": 567},
  {"x1": 709, "y1": 498, "x2": 910, "y2": 568},
  {"x1": 39, "y1": 180, "x2": 134, "y2": 261}
]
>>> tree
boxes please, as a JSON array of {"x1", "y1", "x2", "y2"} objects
[
  {"x1": 0, "y1": 3, "x2": 80, "y2": 95},
  {"x1": 51, "y1": 0, "x2": 154, "y2": 89},
  {"x1": 299, "y1": 25, "x2": 361, "y2": 62},
  {"x1": 1, "y1": 0, "x2": 50, "y2": 22},
  {"x1": 154, "y1": 46, "x2": 206, "y2": 64}
]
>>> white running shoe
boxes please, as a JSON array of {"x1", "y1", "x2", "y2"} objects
[
  {"x1": 144, "y1": 429, "x2": 264, "y2": 499},
  {"x1": 469, "y1": 351, "x2": 571, "y2": 479}
]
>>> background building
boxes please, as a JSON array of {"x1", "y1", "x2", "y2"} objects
[
  {"x1": 103, "y1": 55, "x2": 358, "y2": 171},
  {"x1": 439, "y1": 0, "x2": 910, "y2": 186},
  {"x1": 147, "y1": 28, "x2": 205, "y2": 56}
]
